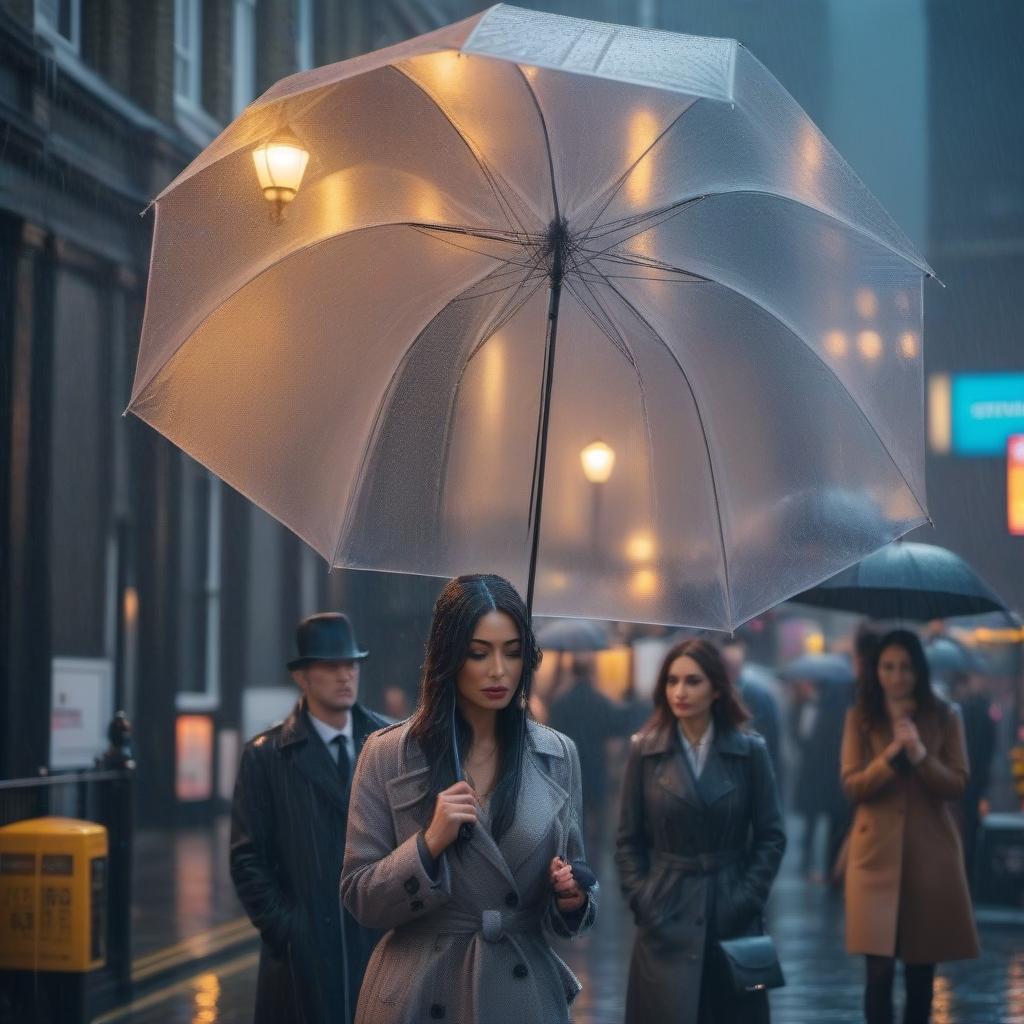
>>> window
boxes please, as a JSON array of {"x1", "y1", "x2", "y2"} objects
[
  {"x1": 174, "y1": 0, "x2": 203, "y2": 108},
  {"x1": 232, "y1": 0, "x2": 257, "y2": 116},
  {"x1": 36, "y1": 0, "x2": 81, "y2": 52},
  {"x1": 294, "y1": 0, "x2": 313, "y2": 72},
  {"x1": 176, "y1": 464, "x2": 222, "y2": 711}
]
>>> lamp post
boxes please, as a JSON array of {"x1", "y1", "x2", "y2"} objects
[
  {"x1": 251, "y1": 132, "x2": 310, "y2": 219},
  {"x1": 580, "y1": 441, "x2": 615, "y2": 560}
]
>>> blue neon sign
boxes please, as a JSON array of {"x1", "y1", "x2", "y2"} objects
[{"x1": 952, "y1": 373, "x2": 1024, "y2": 456}]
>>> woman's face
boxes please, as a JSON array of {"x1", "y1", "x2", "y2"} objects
[
  {"x1": 877, "y1": 643, "x2": 916, "y2": 703},
  {"x1": 456, "y1": 611, "x2": 523, "y2": 714},
  {"x1": 664, "y1": 654, "x2": 717, "y2": 724}
]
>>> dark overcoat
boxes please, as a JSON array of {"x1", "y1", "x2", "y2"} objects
[
  {"x1": 616, "y1": 725, "x2": 786, "y2": 1024},
  {"x1": 341, "y1": 719, "x2": 596, "y2": 1024},
  {"x1": 841, "y1": 701, "x2": 979, "y2": 963},
  {"x1": 230, "y1": 699, "x2": 390, "y2": 1024}
]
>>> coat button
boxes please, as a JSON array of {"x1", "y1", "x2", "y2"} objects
[
  {"x1": 505, "y1": 891, "x2": 519, "y2": 908},
  {"x1": 404, "y1": 877, "x2": 420, "y2": 895},
  {"x1": 411, "y1": 900, "x2": 424, "y2": 912},
  {"x1": 430, "y1": 1004, "x2": 445, "y2": 1019},
  {"x1": 513, "y1": 963, "x2": 529, "y2": 979}
]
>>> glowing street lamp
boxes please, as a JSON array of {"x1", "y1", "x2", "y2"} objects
[
  {"x1": 580, "y1": 441, "x2": 616, "y2": 484},
  {"x1": 252, "y1": 133, "x2": 310, "y2": 217}
]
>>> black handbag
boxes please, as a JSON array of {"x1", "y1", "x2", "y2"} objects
[{"x1": 716, "y1": 933, "x2": 785, "y2": 994}]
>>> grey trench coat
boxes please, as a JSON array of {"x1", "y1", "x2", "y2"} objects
[
  {"x1": 341, "y1": 719, "x2": 597, "y2": 1024},
  {"x1": 616, "y1": 725, "x2": 786, "y2": 1024}
]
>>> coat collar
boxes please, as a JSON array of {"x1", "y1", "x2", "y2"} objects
[
  {"x1": 279, "y1": 700, "x2": 382, "y2": 818},
  {"x1": 383, "y1": 720, "x2": 569, "y2": 887},
  {"x1": 641, "y1": 722, "x2": 749, "y2": 809},
  {"x1": 280, "y1": 699, "x2": 382, "y2": 749},
  {"x1": 637, "y1": 721, "x2": 750, "y2": 758}
]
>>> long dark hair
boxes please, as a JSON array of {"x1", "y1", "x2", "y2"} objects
[
  {"x1": 642, "y1": 638, "x2": 751, "y2": 737},
  {"x1": 409, "y1": 573, "x2": 540, "y2": 843},
  {"x1": 857, "y1": 628, "x2": 936, "y2": 726}
]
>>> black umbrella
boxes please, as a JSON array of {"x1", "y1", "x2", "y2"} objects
[{"x1": 792, "y1": 542, "x2": 1008, "y2": 621}]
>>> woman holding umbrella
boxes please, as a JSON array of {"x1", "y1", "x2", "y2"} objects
[
  {"x1": 616, "y1": 639, "x2": 786, "y2": 1024},
  {"x1": 341, "y1": 574, "x2": 596, "y2": 1024},
  {"x1": 841, "y1": 630, "x2": 978, "y2": 1024}
]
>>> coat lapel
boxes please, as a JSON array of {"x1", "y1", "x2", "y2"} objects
[
  {"x1": 502, "y1": 724, "x2": 569, "y2": 877},
  {"x1": 644, "y1": 726, "x2": 703, "y2": 810},
  {"x1": 382, "y1": 729, "x2": 520, "y2": 889},
  {"x1": 695, "y1": 729, "x2": 745, "y2": 807},
  {"x1": 282, "y1": 703, "x2": 349, "y2": 818}
]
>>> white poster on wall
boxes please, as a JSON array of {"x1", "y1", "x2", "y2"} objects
[{"x1": 51, "y1": 658, "x2": 113, "y2": 769}]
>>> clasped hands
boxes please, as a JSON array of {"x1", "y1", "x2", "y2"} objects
[
  {"x1": 886, "y1": 716, "x2": 926, "y2": 766},
  {"x1": 423, "y1": 781, "x2": 585, "y2": 912}
]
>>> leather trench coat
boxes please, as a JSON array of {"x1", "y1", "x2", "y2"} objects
[
  {"x1": 230, "y1": 700, "x2": 390, "y2": 1024},
  {"x1": 616, "y1": 725, "x2": 786, "y2": 1024}
]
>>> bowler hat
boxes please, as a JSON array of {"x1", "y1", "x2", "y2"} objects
[{"x1": 287, "y1": 613, "x2": 368, "y2": 669}]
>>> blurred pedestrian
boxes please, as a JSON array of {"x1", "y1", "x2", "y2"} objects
[
  {"x1": 382, "y1": 684, "x2": 412, "y2": 721},
  {"x1": 790, "y1": 672, "x2": 853, "y2": 881},
  {"x1": 948, "y1": 667, "x2": 996, "y2": 879},
  {"x1": 341, "y1": 574, "x2": 596, "y2": 1024},
  {"x1": 617, "y1": 639, "x2": 786, "y2": 1024},
  {"x1": 548, "y1": 652, "x2": 634, "y2": 859},
  {"x1": 230, "y1": 612, "x2": 389, "y2": 1024},
  {"x1": 721, "y1": 636, "x2": 783, "y2": 779},
  {"x1": 841, "y1": 629, "x2": 978, "y2": 1024}
]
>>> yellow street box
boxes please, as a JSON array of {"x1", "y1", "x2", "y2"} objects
[{"x1": 0, "y1": 817, "x2": 107, "y2": 972}]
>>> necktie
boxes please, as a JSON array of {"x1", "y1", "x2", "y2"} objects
[{"x1": 331, "y1": 734, "x2": 351, "y2": 792}]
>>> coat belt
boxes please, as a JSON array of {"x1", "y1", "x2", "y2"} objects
[
  {"x1": 402, "y1": 906, "x2": 544, "y2": 943},
  {"x1": 651, "y1": 849, "x2": 744, "y2": 874}
]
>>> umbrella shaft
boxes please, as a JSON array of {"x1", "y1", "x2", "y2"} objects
[{"x1": 525, "y1": 219, "x2": 569, "y2": 617}]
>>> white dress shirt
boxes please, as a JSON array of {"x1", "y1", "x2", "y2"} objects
[
  {"x1": 678, "y1": 719, "x2": 715, "y2": 779},
  {"x1": 308, "y1": 710, "x2": 354, "y2": 765}
]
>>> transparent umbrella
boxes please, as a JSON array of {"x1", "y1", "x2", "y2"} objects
[{"x1": 129, "y1": 4, "x2": 932, "y2": 630}]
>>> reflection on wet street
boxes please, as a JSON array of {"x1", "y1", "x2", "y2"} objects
[{"x1": 93, "y1": 817, "x2": 1024, "y2": 1023}]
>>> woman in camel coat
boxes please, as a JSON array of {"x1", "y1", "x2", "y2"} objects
[{"x1": 841, "y1": 629, "x2": 978, "y2": 1024}]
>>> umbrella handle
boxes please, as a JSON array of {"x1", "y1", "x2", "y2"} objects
[{"x1": 451, "y1": 699, "x2": 474, "y2": 842}]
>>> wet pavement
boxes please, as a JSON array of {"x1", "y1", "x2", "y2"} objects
[{"x1": 93, "y1": 816, "x2": 1024, "y2": 1023}]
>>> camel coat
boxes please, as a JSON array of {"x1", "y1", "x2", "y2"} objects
[
  {"x1": 341, "y1": 720, "x2": 596, "y2": 1024},
  {"x1": 841, "y1": 701, "x2": 979, "y2": 964}
]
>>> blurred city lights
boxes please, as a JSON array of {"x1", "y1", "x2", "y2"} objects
[
  {"x1": 856, "y1": 330, "x2": 883, "y2": 361},
  {"x1": 580, "y1": 441, "x2": 616, "y2": 484}
]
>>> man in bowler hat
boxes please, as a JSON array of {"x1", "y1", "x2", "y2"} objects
[{"x1": 230, "y1": 613, "x2": 389, "y2": 1024}]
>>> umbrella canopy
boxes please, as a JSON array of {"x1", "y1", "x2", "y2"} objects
[
  {"x1": 534, "y1": 618, "x2": 609, "y2": 653},
  {"x1": 129, "y1": 4, "x2": 931, "y2": 630},
  {"x1": 778, "y1": 653, "x2": 855, "y2": 687},
  {"x1": 924, "y1": 636, "x2": 988, "y2": 678},
  {"x1": 792, "y1": 541, "x2": 1008, "y2": 620}
]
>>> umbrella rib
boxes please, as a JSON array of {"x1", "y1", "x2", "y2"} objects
[
  {"x1": 596, "y1": 271, "x2": 736, "y2": 629},
  {"x1": 632, "y1": 270, "x2": 930, "y2": 522},
  {"x1": 390, "y1": 65, "x2": 535, "y2": 239},
  {"x1": 512, "y1": 63, "x2": 560, "y2": 223},
  {"x1": 409, "y1": 226, "x2": 539, "y2": 269},
  {"x1": 566, "y1": 274, "x2": 661, "y2": 533},
  {"x1": 588, "y1": 188, "x2": 935, "y2": 278},
  {"x1": 575, "y1": 99, "x2": 702, "y2": 247},
  {"x1": 132, "y1": 220, "x2": 484, "y2": 406},
  {"x1": 330, "y1": 261, "x2": 532, "y2": 568}
]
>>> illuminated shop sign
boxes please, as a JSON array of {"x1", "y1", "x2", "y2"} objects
[
  {"x1": 951, "y1": 373, "x2": 1024, "y2": 455},
  {"x1": 1009, "y1": 435, "x2": 1024, "y2": 537}
]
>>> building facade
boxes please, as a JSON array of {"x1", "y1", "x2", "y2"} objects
[{"x1": 2, "y1": 0, "x2": 1020, "y2": 825}]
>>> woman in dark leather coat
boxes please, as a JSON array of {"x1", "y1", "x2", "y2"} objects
[{"x1": 616, "y1": 639, "x2": 786, "y2": 1024}]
